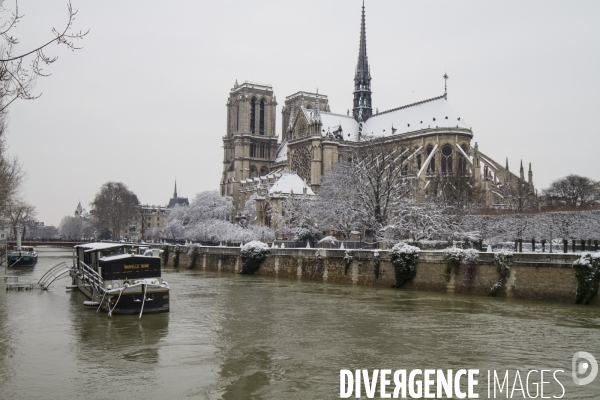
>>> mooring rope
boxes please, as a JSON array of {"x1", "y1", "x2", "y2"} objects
[
  {"x1": 96, "y1": 290, "x2": 107, "y2": 314},
  {"x1": 107, "y1": 288, "x2": 124, "y2": 318},
  {"x1": 139, "y1": 284, "x2": 147, "y2": 319}
]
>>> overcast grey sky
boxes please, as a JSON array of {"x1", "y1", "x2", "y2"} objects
[{"x1": 6, "y1": 0, "x2": 600, "y2": 226}]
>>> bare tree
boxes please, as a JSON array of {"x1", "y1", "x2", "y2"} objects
[
  {"x1": 0, "y1": 0, "x2": 88, "y2": 112},
  {"x1": 0, "y1": 126, "x2": 23, "y2": 218},
  {"x1": 0, "y1": 1, "x2": 86, "y2": 224},
  {"x1": 542, "y1": 174, "x2": 598, "y2": 207},
  {"x1": 4, "y1": 198, "x2": 35, "y2": 236},
  {"x1": 58, "y1": 215, "x2": 92, "y2": 239},
  {"x1": 90, "y1": 182, "x2": 139, "y2": 240}
]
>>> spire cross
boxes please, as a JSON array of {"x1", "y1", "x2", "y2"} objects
[{"x1": 443, "y1": 73, "x2": 449, "y2": 97}]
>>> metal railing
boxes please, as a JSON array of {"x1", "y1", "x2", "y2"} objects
[{"x1": 78, "y1": 261, "x2": 105, "y2": 294}]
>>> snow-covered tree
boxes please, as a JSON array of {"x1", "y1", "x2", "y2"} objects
[
  {"x1": 269, "y1": 193, "x2": 318, "y2": 241},
  {"x1": 161, "y1": 204, "x2": 186, "y2": 241},
  {"x1": 384, "y1": 200, "x2": 453, "y2": 242},
  {"x1": 241, "y1": 194, "x2": 258, "y2": 226},
  {"x1": 351, "y1": 137, "x2": 412, "y2": 234},
  {"x1": 162, "y1": 190, "x2": 274, "y2": 244},
  {"x1": 186, "y1": 191, "x2": 234, "y2": 224},
  {"x1": 314, "y1": 162, "x2": 363, "y2": 239}
]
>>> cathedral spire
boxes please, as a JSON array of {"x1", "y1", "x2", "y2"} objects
[
  {"x1": 174, "y1": 179, "x2": 178, "y2": 198},
  {"x1": 520, "y1": 160, "x2": 525, "y2": 180},
  {"x1": 353, "y1": 1, "x2": 372, "y2": 123}
]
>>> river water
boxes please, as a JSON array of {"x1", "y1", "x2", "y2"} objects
[{"x1": 1, "y1": 247, "x2": 599, "y2": 399}]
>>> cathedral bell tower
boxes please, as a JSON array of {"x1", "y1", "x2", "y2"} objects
[
  {"x1": 353, "y1": 1, "x2": 373, "y2": 123},
  {"x1": 221, "y1": 81, "x2": 278, "y2": 211}
]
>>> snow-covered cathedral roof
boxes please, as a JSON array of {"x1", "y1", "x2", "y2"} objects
[
  {"x1": 268, "y1": 172, "x2": 315, "y2": 195},
  {"x1": 320, "y1": 112, "x2": 361, "y2": 141},
  {"x1": 274, "y1": 141, "x2": 288, "y2": 163},
  {"x1": 362, "y1": 96, "x2": 469, "y2": 137},
  {"x1": 293, "y1": 95, "x2": 469, "y2": 142}
]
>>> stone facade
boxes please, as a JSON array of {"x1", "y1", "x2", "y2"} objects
[{"x1": 159, "y1": 246, "x2": 599, "y2": 306}]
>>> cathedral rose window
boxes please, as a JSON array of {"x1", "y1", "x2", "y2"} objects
[{"x1": 291, "y1": 146, "x2": 311, "y2": 183}]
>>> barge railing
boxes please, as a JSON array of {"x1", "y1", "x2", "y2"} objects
[{"x1": 78, "y1": 261, "x2": 106, "y2": 295}]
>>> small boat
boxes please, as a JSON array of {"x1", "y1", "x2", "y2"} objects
[
  {"x1": 8, "y1": 246, "x2": 38, "y2": 267},
  {"x1": 8, "y1": 226, "x2": 37, "y2": 267},
  {"x1": 71, "y1": 243, "x2": 169, "y2": 316}
]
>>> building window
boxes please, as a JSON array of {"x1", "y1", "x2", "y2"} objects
[
  {"x1": 458, "y1": 145, "x2": 468, "y2": 174},
  {"x1": 250, "y1": 97, "x2": 256, "y2": 134},
  {"x1": 441, "y1": 144, "x2": 453, "y2": 174},
  {"x1": 259, "y1": 99, "x2": 265, "y2": 135},
  {"x1": 426, "y1": 145, "x2": 435, "y2": 173},
  {"x1": 416, "y1": 154, "x2": 422, "y2": 171}
]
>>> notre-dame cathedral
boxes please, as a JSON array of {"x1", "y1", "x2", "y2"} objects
[{"x1": 221, "y1": 2, "x2": 534, "y2": 223}]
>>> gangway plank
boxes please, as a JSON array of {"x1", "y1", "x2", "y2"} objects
[{"x1": 38, "y1": 262, "x2": 72, "y2": 290}]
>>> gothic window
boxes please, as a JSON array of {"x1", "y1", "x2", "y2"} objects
[
  {"x1": 298, "y1": 120, "x2": 307, "y2": 138},
  {"x1": 441, "y1": 144, "x2": 453, "y2": 174},
  {"x1": 259, "y1": 99, "x2": 265, "y2": 135},
  {"x1": 416, "y1": 154, "x2": 422, "y2": 171},
  {"x1": 426, "y1": 145, "x2": 435, "y2": 173},
  {"x1": 457, "y1": 145, "x2": 467, "y2": 175},
  {"x1": 260, "y1": 143, "x2": 265, "y2": 158},
  {"x1": 458, "y1": 145, "x2": 468, "y2": 175},
  {"x1": 250, "y1": 143, "x2": 256, "y2": 158},
  {"x1": 291, "y1": 146, "x2": 311, "y2": 182},
  {"x1": 249, "y1": 166, "x2": 257, "y2": 178},
  {"x1": 250, "y1": 97, "x2": 256, "y2": 134},
  {"x1": 458, "y1": 153, "x2": 466, "y2": 174},
  {"x1": 260, "y1": 166, "x2": 269, "y2": 176}
]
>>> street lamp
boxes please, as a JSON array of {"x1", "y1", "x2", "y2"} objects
[{"x1": 549, "y1": 227, "x2": 553, "y2": 253}]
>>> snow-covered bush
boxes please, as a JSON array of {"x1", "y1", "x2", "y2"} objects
[
  {"x1": 240, "y1": 241, "x2": 270, "y2": 275},
  {"x1": 344, "y1": 250, "x2": 354, "y2": 275},
  {"x1": 318, "y1": 236, "x2": 339, "y2": 247},
  {"x1": 443, "y1": 247, "x2": 480, "y2": 284},
  {"x1": 489, "y1": 250, "x2": 513, "y2": 296},
  {"x1": 390, "y1": 243, "x2": 420, "y2": 288},
  {"x1": 186, "y1": 243, "x2": 202, "y2": 269},
  {"x1": 373, "y1": 250, "x2": 381, "y2": 279},
  {"x1": 443, "y1": 247, "x2": 463, "y2": 282},
  {"x1": 462, "y1": 248, "x2": 480, "y2": 286},
  {"x1": 292, "y1": 222, "x2": 322, "y2": 244},
  {"x1": 311, "y1": 250, "x2": 323, "y2": 279},
  {"x1": 161, "y1": 245, "x2": 170, "y2": 266},
  {"x1": 172, "y1": 245, "x2": 181, "y2": 268},
  {"x1": 573, "y1": 253, "x2": 600, "y2": 304}
]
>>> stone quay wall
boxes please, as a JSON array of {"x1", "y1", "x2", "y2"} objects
[{"x1": 160, "y1": 245, "x2": 599, "y2": 306}]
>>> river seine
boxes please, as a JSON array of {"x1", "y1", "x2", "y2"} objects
[{"x1": 1, "y1": 247, "x2": 599, "y2": 399}]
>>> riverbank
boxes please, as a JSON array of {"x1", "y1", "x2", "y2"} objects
[{"x1": 159, "y1": 245, "x2": 599, "y2": 306}]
